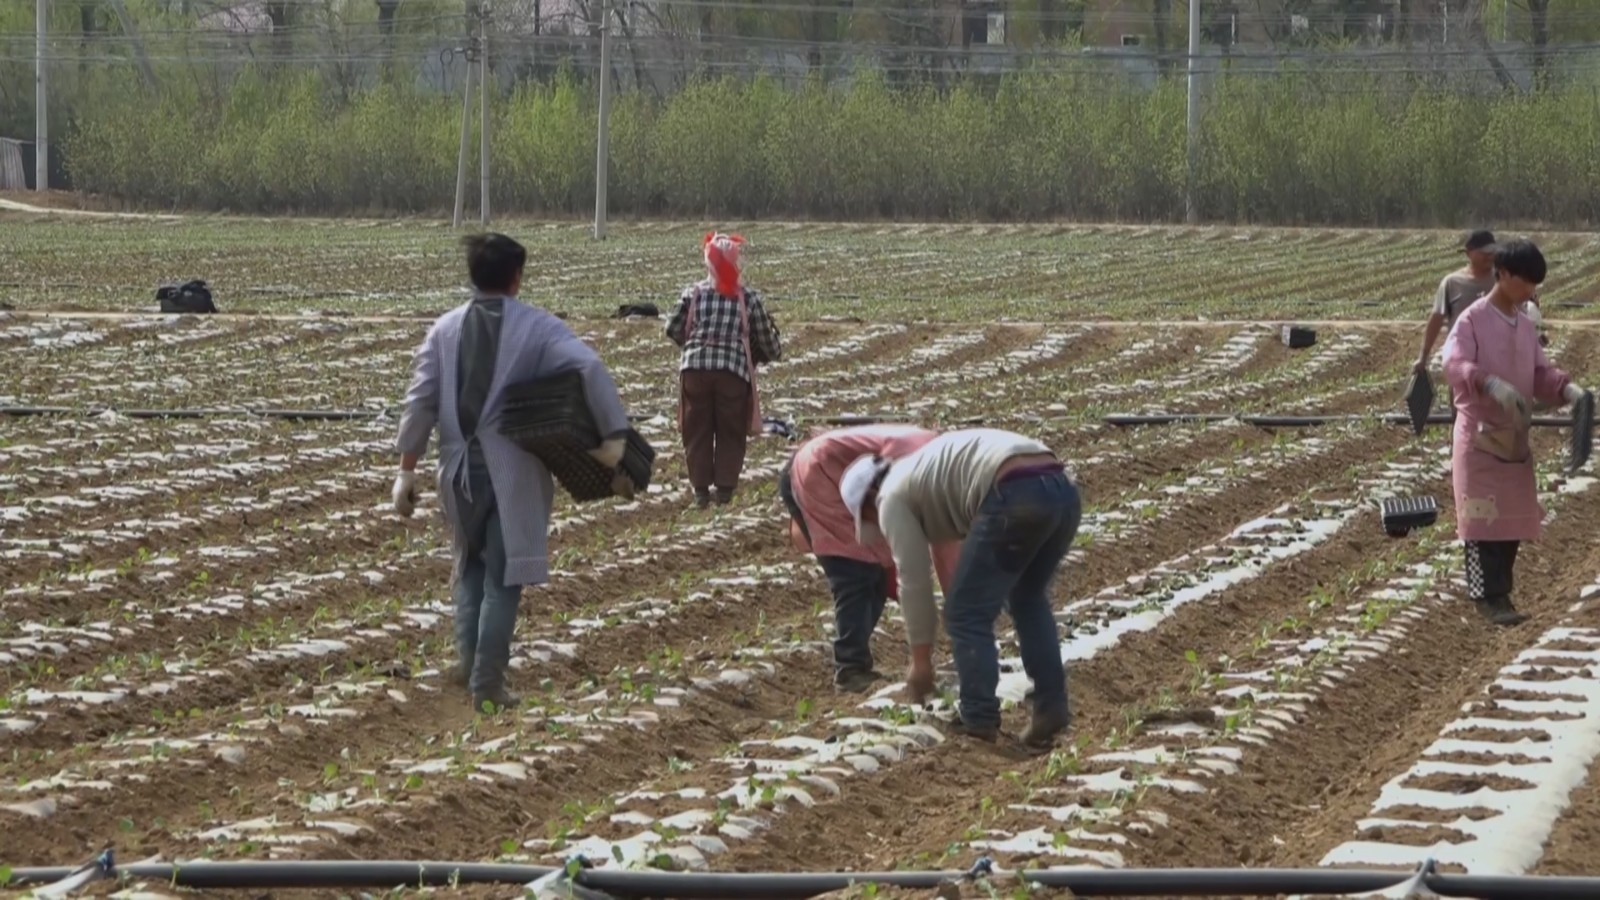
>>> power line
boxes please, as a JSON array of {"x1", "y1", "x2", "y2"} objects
[
  {"x1": 10, "y1": 50, "x2": 1599, "y2": 84},
  {"x1": 11, "y1": 27, "x2": 1600, "y2": 61},
  {"x1": 12, "y1": 0, "x2": 1600, "y2": 34}
]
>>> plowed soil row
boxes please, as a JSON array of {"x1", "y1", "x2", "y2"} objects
[
  {"x1": 0, "y1": 412, "x2": 1318, "y2": 760},
  {"x1": 7, "y1": 323, "x2": 1600, "y2": 900},
  {"x1": 0, "y1": 416, "x2": 1392, "y2": 867}
]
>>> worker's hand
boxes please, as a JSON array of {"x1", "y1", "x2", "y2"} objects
[
  {"x1": 1486, "y1": 376, "x2": 1532, "y2": 426},
  {"x1": 1564, "y1": 384, "x2": 1588, "y2": 406},
  {"x1": 588, "y1": 436, "x2": 626, "y2": 469},
  {"x1": 787, "y1": 520, "x2": 812, "y2": 555},
  {"x1": 906, "y1": 659, "x2": 936, "y2": 704},
  {"x1": 609, "y1": 468, "x2": 636, "y2": 501},
  {"x1": 392, "y1": 471, "x2": 418, "y2": 518},
  {"x1": 1412, "y1": 359, "x2": 1429, "y2": 376}
]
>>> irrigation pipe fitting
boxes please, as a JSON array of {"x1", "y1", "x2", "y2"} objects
[
  {"x1": 526, "y1": 857, "x2": 617, "y2": 900},
  {"x1": 11, "y1": 858, "x2": 1600, "y2": 898}
]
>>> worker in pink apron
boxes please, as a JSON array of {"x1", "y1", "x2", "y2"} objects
[
  {"x1": 778, "y1": 424, "x2": 963, "y2": 693},
  {"x1": 665, "y1": 233, "x2": 783, "y2": 508},
  {"x1": 1441, "y1": 238, "x2": 1589, "y2": 626}
]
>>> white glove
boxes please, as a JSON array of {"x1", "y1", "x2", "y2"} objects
[
  {"x1": 588, "y1": 436, "x2": 626, "y2": 469},
  {"x1": 1566, "y1": 384, "x2": 1588, "y2": 405},
  {"x1": 392, "y1": 471, "x2": 418, "y2": 518},
  {"x1": 1485, "y1": 376, "x2": 1531, "y2": 424}
]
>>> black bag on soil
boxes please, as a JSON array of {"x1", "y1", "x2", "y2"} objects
[
  {"x1": 157, "y1": 280, "x2": 217, "y2": 314},
  {"x1": 1570, "y1": 389, "x2": 1595, "y2": 475},
  {"x1": 499, "y1": 368, "x2": 654, "y2": 503},
  {"x1": 615, "y1": 303, "x2": 660, "y2": 319}
]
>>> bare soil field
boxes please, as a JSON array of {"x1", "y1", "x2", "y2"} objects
[
  {"x1": 4, "y1": 221, "x2": 1600, "y2": 897},
  {"x1": 4, "y1": 216, "x2": 1600, "y2": 323}
]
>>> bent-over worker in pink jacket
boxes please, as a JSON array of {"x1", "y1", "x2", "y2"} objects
[
  {"x1": 1441, "y1": 238, "x2": 1589, "y2": 627},
  {"x1": 778, "y1": 424, "x2": 962, "y2": 693}
]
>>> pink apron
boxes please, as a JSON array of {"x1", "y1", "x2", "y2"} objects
[
  {"x1": 788, "y1": 425, "x2": 965, "y2": 600},
  {"x1": 1442, "y1": 299, "x2": 1574, "y2": 543}
]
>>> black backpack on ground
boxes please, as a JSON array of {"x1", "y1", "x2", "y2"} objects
[
  {"x1": 615, "y1": 303, "x2": 660, "y2": 319},
  {"x1": 157, "y1": 280, "x2": 217, "y2": 314}
]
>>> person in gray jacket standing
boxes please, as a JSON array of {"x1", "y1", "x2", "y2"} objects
[
  {"x1": 840, "y1": 428, "x2": 1080, "y2": 751},
  {"x1": 393, "y1": 233, "x2": 632, "y2": 713}
]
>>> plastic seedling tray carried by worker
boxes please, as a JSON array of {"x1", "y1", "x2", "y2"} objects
[{"x1": 1402, "y1": 369, "x2": 1434, "y2": 436}]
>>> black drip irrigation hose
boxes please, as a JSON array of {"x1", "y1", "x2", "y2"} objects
[
  {"x1": 9, "y1": 858, "x2": 1600, "y2": 899},
  {"x1": 1103, "y1": 411, "x2": 1574, "y2": 429},
  {"x1": 0, "y1": 407, "x2": 944, "y2": 428},
  {"x1": 0, "y1": 406, "x2": 662, "y2": 424},
  {"x1": 0, "y1": 405, "x2": 390, "y2": 421},
  {"x1": 0, "y1": 406, "x2": 1577, "y2": 433}
]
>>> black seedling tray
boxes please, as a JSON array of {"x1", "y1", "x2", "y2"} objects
[
  {"x1": 1282, "y1": 326, "x2": 1317, "y2": 349},
  {"x1": 499, "y1": 369, "x2": 656, "y2": 503},
  {"x1": 1571, "y1": 389, "x2": 1594, "y2": 475},
  {"x1": 1403, "y1": 370, "x2": 1434, "y2": 436},
  {"x1": 1379, "y1": 495, "x2": 1438, "y2": 538},
  {"x1": 502, "y1": 423, "x2": 656, "y2": 503}
]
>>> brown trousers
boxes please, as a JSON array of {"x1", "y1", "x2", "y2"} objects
[{"x1": 680, "y1": 369, "x2": 751, "y2": 493}]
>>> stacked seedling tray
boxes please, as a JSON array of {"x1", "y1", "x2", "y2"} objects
[{"x1": 500, "y1": 369, "x2": 655, "y2": 502}]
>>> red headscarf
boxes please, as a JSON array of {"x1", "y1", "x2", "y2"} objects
[{"x1": 704, "y1": 232, "x2": 746, "y2": 299}]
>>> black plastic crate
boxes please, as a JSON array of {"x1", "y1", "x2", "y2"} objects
[{"x1": 1379, "y1": 496, "x2": 1438, "y2": 538}]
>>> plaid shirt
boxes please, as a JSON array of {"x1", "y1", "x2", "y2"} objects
[{"x1": 665, "y1": 281, "x2": 783, "y2": 382}]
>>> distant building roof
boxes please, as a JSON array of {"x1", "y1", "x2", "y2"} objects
[{"x1": 198, "y1": 2, "x2": 274, "y2": 35}]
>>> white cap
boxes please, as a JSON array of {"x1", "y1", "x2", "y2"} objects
[{"x1": 840, "y1": 455, "x2": 891, "y2": 544}]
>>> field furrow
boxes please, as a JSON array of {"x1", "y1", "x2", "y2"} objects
[{"x1": 6, "y1": 220, "x2": 1600, "y2": 898}]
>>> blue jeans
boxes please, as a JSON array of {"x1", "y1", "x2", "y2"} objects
[
  {"x1": 784, "y1": 458, "x2": 889, "y2": 678},
  {"x1": 452, "y1": 460, "x2": 523, "y2": 698},
  {"x1": 819, "y1": 556, "x2": 889, "y2": 677},
  {"x1": 944, "y1": 469, "x2": 1079, "y2": 730}
]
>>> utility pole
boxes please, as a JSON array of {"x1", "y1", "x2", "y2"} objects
[
  {"x1": 106, "y1": 0, "x2": 159, "y2": 90},
  {"x1": 452, "y1": 35, "x2": 476, "y2": 228},
  {"x1": 479, "y1": 3, "x2": 491, "y2": 226},
  {"x1": 35, "y1": 0, "x2": 48, "y2": 192},
  {"x1": 593, "y1": 0, "x2": 613, "y2": 240},
  {"x1": 1184, "y1": 0, "x2": 1200, "y2": 224}
]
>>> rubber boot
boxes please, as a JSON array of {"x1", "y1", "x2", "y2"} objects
[
  {"x1": 948, "y1": 714, "x2": 999, "y2": 742},
  {"x1": 834, "y1": 668, "x2": 881, "y2": 694},
  {"x1": 1021, "y1": 705, "x2": 1073, "y2": 752},
  {"x1": 472, "y1": 688, "x2": 521, "y2": 714},
  {"x1": 712, "y1": 486, "x2": 734, "y2": 506},
  {"x1": 691, "y1": 489, "x2": 711, "y2": 510},
  {"x1": 1476, "y1": 594, "x2": 1529, "y2": 627}
]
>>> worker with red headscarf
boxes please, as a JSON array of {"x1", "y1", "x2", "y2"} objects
[{"x1": 666, "y1": 233, "x2": 784, "y2": 508}]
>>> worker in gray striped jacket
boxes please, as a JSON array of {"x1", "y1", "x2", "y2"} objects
[
  {"x1": 394, "y1": 233, "x2": 631, "y2": 714},
  {"x1": 840, "y1": 428, "x2": 1080, "y2": 752}
]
